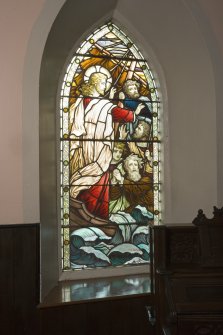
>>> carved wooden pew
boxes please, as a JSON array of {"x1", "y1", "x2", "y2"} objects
[{"x1": 152, "y1": 207, "x2": 223, "y2": 335}]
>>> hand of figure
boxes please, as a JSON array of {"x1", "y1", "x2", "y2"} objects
[
  {"x1": 119, "y1": 91, "x2": 125, "y2": 100},
  {"x1": 135, "y1": 103, "x2": 144, "y2": 115},
  {"x1": 113, "y1": 169, "x2": 123, "y2": 184},
  {"x1": 145, "y1": 149, "x2": 153, "y2": 163},
  {"x1": 111, "y1": 177, "x2": 117, "y2": 185},
  {"x1": 119, "y1": 125, "x2": 128, "y2": 140},
  {"x1": 109, "y1": 87, "x2": 116, "y2": 99},
  {"x1": 117, "y1": 91, "x2": 125, "y2": 107}
]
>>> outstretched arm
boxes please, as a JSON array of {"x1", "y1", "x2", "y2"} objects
[{"x1": 111, "y1": 106, "x2": 134, "y2": 123}]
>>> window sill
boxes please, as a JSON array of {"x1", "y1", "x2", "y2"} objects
[{"x1": 38, "y1": 273, "x2": 151, "y2": 308}]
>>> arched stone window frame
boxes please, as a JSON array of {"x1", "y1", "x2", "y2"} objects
[
  {"x1": 21, "y1": 0, "x2": 218, "y2": 302},
  {"x1": 38, "y1": 0, "x2": 168, "y2": 297}
]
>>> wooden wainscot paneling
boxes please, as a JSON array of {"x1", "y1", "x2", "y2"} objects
[
  {"x1": 152, "y1": 207, "x2": 223, "y2": 335},
  {"x1": 39, "y1": 295, "x2": 154, "y2": 335},
  {"x1": 0, "y1": 224, "x2": 40, "y2": 335},
  {"x1": 39, "y1": 274, "x2": 155, "y2": 335}
]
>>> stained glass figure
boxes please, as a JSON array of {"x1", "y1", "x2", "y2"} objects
[{"x1": 60, "y1": 22, "x2": 161, "y2": 271}]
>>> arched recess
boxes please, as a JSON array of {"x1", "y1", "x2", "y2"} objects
[
  {"x1": 39, "y1": 0, "x2": 164, "y2": 298},
  {"x1": 38, "y1": 0, "x2": 217, "y2": 300}
]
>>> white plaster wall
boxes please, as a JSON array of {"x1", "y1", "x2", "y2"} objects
[
  {"x1": 114, "y1": 0, "x2": 217, "y2": 222},
  {"x1": 185, "y1": 0, "x2": 223, "y2": 209},
  {"x1": 0, "y1": 0, "x2": 65, "y2": 224},
  {"x1": 22, "y1": 0, "x2": 66, "y2": 223},
  {"x1": 0, "y1": 0, "x2": 45, "y2": 224},
  {"x1": 0, "y1": 0, "x2": 222, "y2": 226}
]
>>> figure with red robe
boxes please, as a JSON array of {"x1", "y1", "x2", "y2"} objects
[{"x1": 69, "y1": 68, "x2": 144, "y2": 220}]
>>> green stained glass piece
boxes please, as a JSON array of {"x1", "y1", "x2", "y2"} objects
[
  {"x1": 63, "y1": 134, "x2": 68, "y2": 139},
  {"x1": 154, "y1": 185, "x2": 159, "y2": 191},
  {"x1": 63, "y1": 186, "x2": 69, "y2": 193},
  {"x1": 153, "y1": 161, "x2": 158, "y2": 166},
  {"x1": 150, "y1": 88, "x2": 155, "y2": 93},
  {"x1": 64, "y1": 266, "x2": 70, "y2": 270},
  {"x1": 90, "y1": 38, "x2": 94, "y2": 44},
  {"x1": 66, "y1": 82, "x2": 71, "y2": 87},
  {"x1": 64, "y1": 239, "x2": 70, "y2": 246},
  {"x1": 142, "y1": 65, "x2": 146, "y2": 70},
  {"x1": 63, "y1": 107, "x2": 69, "y2": 113},
  {"x1": 153, "y1": 112, "x2": 158, "y2": 118},
  {"x1": 154, "y1": 210, "x2": 160, "y2": 215},
  {"x1": 63, "y1": 160, "x2": 69, "y2": 166},
  {"x1": 75, "y1": 58, "x2": 80, "y2": 64},
  {"x1": 63, "y1": 213, "x2": 69, "y2": 219},
  {"x1": 127, "y1": 42, "x2": 133, "y2": 48}
]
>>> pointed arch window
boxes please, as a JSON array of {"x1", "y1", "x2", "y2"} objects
[{"x1": 60, "y1": 22, "x2": 161, "y2": 272}]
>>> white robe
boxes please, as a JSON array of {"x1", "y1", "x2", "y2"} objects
[{"x1": 70, "y1": 97, "x2": 114, "y2": 198}]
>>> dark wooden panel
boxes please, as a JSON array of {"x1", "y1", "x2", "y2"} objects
[
  {"x1": 90, "y1": 300, "x2": 116, "y2": 335},
  {"x1": 152, "y1": 210, "x2": 223, "y2": 335},
  {"x1": 167, "y1": 226, "x2": 199, "y2": 268},
  {"x1": 178, "y1": 315, "x2": 223, "y2": 335},
  {"x1": 40, "y1": 295, "x2": 154, "y2": 335},
  {"x1": 13, "y1": 225, "x2": 40, "y2": 335},
  {"x1": 63, "y1": 303, "x2": 88, "y2": 335},
  {"x1": 40, "y1": 305, "x2": 59, "y2": 335},
  {"x1": 0, "y1": 228, "x2": 14, "y2": 335},
  {"x1": 0, "y1": 224, "x2": 40, "y2": 335}
]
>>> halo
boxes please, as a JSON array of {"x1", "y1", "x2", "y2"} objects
[{"x1": 84, "y1": 65, "x2": 112, "y2": 90}]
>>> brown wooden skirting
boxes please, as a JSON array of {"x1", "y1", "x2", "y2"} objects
[
  {"x1": 0, "y1": 223, "x2": 40, "y2": 335},
  {"x1": 39, "y1": 274, "x2": 155, "y2": 334},
  {"x1": 39, "y1": 294, "x2": 154, "y2": 335}
]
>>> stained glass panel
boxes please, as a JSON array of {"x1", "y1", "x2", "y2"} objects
[{"x1": 60, "y1": 22, "x2": 161, "y2": 271}]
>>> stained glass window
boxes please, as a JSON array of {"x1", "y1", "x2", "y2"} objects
[{"x1": 60, "y1": 22, "x2": 161, "y2": 271}]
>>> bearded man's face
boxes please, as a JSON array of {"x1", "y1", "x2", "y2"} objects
[
  {"x1": 133, "y1": 123, "x2": 144, "y2": 139},
  {"x1": 126, "y1": 159, "x2": 141, "y2": 182},
  {"x1": 126, "y1": 84, "x2": 140, "y2": 98}
]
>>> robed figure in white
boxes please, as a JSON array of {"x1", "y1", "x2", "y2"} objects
[{"x1": 69, "y1": 66, "x2": 143, "y2": 220}]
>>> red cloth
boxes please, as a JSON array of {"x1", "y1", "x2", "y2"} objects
[
  {"x1": 77, "y1": 98, "x2": 134, "y2": 219},
  {"x1": 77, "y1": 172, "x2": 109, "y2": 219},
  {"x1": 84, "y1": 97, "x2": 134, "y2": 122}
]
